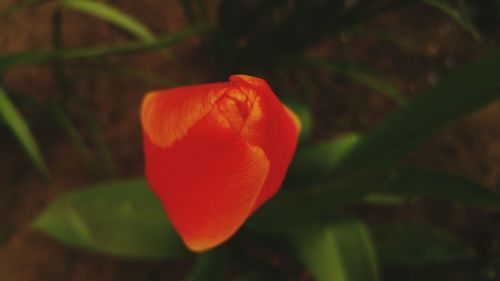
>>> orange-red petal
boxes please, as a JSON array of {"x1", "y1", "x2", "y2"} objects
[
  {"x1": 144, "y1": 103, "x2": 270, "y2": 251},
  {"x1": 141, "y1": 75, "x2": 300, "y2": 251},
  {"x1": 141, "y1": 83, "x2": 228, "y2": 148},
  {"x1": 227, "y1": 75, "x2": 300, "y2": 211}
]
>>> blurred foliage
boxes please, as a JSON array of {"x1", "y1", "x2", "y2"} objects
[
  {"x1": 184, "y1": 247, "x2": 230, "y2": 281},
  {"x1": 290, "y1": 220, "x2": 379, "y2": 281},
  {"x1": 33, "y1": 179, "x2": 188, "y2": 258},
  {"x1": 0, "y1": 86, "x2": 48, "y2": 176},
  {"x1": 1, "y1": 0, "x2": 500, "y2": 280},
  {"x1": 372, "y1": 224, "x2": 471, "y2": 266}
]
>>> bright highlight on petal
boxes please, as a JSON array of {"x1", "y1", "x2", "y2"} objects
[
  {"x1": 141, "y1": 84, "x2": 227, "y2": 148},
  {"x1": 141, "y1": 75, "x2": 300, "y2": 252}
]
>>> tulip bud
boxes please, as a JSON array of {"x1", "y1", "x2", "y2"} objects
[{"x1": 141, "y1": 75, "x2": 300, "y2": 251}]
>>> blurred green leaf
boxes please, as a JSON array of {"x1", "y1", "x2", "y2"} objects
[
  {"x1": 423, "y1": 0, "x2": 481, "y2": 40},
  {"x1": 48, "y1": 8, "x2": 98, "y2": 175},
  {"x1": 0, "y1": 86, "x2": 48, "y2": 175},
  {"x1": 78, "y1": 63, "x2": 177, "y2": 87},
  {"x1": 249, "y1": 168, "x2": 392, "y2": 232},
  {"x1": 362, "y1": 193, "x2": 405, "y2": 205},
  {"x1": 76, "y1": 100, "x2": 117, "y2": 176},
  {"x1": 372, "y1": 224, "x2": 471, "y2": 266},
  {"x1": 282, "y1": 99, "x2": 312, "y2": 144},
  {"x1": 286, "y1": 133, "x2": 361, "y2": 186},
  {"x1": 350, "y1": 28, "x2": 432, "y2": 58},
  {"x1": 33, "y1": 178, "x2": 188, "y2": 258},
  {"x1": 60, "y1": 0, "x2": 155, "y2": 42},
  {"x1": 289, "y1": 220, "x2": 379, "y2": 281},
  {"x1": 338, "y1": 0, "x2": 421, "y2": 32},
  {"x1": 184, "y1": 247, "x2": 229, "y2": 281},
  {"x1": 383, "y1": 167, "x2": 500, "y2": 207},
  {"x1": 335, "y1": 50, "x2": 500, "y2": 174},
  {"x1": 0, "y1": 26, "x2": 203, "y2": 70},
  {"x1": 308, "y1": 59, "x2": 406, "y2": 104},
  {"x1": 49, "y1": 103, "x2": 98, "y2": 174}
]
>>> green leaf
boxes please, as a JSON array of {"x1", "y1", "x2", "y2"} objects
[
  {"x1": 336, "y1": 50, "x2": 500, "y2": 173},
  {"x1": 372, "y1": 224, "x2": 471, "y2": 266},
  {"x1": 76, "y1": 101, "x2": 117, "y2": 176},
  {"x1": 423, "y1": 0, "x2": 481, "y2": 40},
  {"x1": 382, "y1": 167, "x2": 500, "y2": 207},
  {"x1": 362, "y1": 193, "x2": 405, "y2": 205},
  {"x1": 73, "y1": 63, "x2": 177, "y2": 87},
  {"x1": 60, "y1": 0, "x2": 155, "y2": 42},
  {"x1": 0, "y1": 86, "x2": 47, "y2": 175},
  {"x1": 0, "y1": 26, "x2": 203, "y2": 70},
  {"x1": 289, "y1": 220, "x2": 379, "y2": 281},
  {"x1": 33, "y1": 178, "x2": 188, "y2": 259},
  {"x1": 49, "y1": 103, "x2": 98, "y2": 174},
  {"x1": 308, "y1": 59, "x2": 406, "y2": 104},
  {"x1": 184, "y1": 247, "x2": 230, "y2": 281},
  {"x1": 285, "y1": 133, "x2": 361, "y2": 186},
  {"x1": 250, "y1": 168, "x2": 392, "y2": 232}
]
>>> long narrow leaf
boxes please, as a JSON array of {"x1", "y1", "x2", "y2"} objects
[
  {"x1": 423, "y1": 0, "x2": 481, "y2": 40},
  {"x1": 70, "y1": 62, "x2": 177, "y2": 87},
  {"x1": 0, "y1": 26, "x2": 203, "y2": 70},
  {"x1": 49, "y1": 103, "x2": 98, "y2": 174},
  {"x1": 0, "y1": 86, "x2": 47, "y2": 175},
  {"x1": 75, "y1": 99, "x2": 117, "y2": 176},
  {"x1": 60, "y1": 0, "x2": 155, "y2": 42},
  {"x1": 336, "y1": 50, "x2": 500, "y2": 173},
  {"x1": 308, "y1": 59, "x2": 406, "y2": 104},
  {"x1": 383, "y1": 167, "x2": 500, "y2": 207}
]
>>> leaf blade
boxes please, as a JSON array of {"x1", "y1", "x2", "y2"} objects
[
  {"x1": 308, "y1": 59, "x2": 406, "y2": 104},
  {"x1": 372, "y1": 224, "x2": 471, "y2": 266},
  {"x1": 383, "y1": 167, "x2": 500, "y2": 207},
  {"x1": 336, "y1": 50, "x2": 500, "y2": 173},
  {"x1": 60, "y1": 0, "x2": 155, "y2": 42},
  {"x1": 33, "y1": 178, "x2": 188, "y2": 259},
  {"x1": 290, "y1": 220, "x2": 379, "y2": 281},
  {"x1": 0, "y1": 26, "x2": 203, "y2": 70},
  {"x1": 0, "y1": 86, "x2": 48, "y2": 175}
]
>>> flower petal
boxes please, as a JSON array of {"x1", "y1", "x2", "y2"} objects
[
  {"x1": 283, "y1": 105, "x2": 302, "y2": 133},
  {"x1": 142, "y1": 75, "x2": 300, "y2": 251},
  {"x1": 141, "y1": 83, "x2": 228, "y2": 148},
  {"x1": 144, "y1": 106, "x2": 270, "y2": 251},
  {"x1": 227, "y1": 77, "x2": 300, "y2": 212}
]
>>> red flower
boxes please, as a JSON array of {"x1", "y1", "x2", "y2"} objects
[{"x1": 141, "y1": 75, "x2": 300, "y2": 252}]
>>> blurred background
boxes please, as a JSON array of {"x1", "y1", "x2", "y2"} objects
[{"x1": 1, "y1": 0, "x2": 500, "y2": 280}]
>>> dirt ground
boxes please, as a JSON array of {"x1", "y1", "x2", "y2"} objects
[{"x1": 0, "y1": 0, "x2": 499, "y2": 280}]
